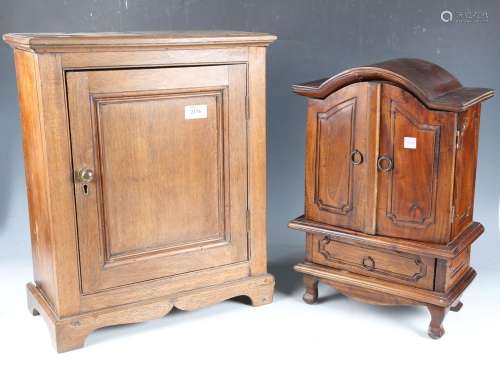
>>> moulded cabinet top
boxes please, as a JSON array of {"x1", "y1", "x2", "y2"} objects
[
  {"x1": 3, "y1": 31, "x2": 277, "y2": 52},
  {"x1": 293, "y1": 58, "x2": 494, "y2": 112}
]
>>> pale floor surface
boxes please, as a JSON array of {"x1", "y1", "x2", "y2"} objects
[{"x1": 1, "y1": 252, "x2": 499, "y2": 374}]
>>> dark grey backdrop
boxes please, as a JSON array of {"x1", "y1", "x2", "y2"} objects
[{"x1": 1, "y1": 0, "x2": 499, "y2": 270}]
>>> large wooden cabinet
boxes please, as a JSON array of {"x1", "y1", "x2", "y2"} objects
[
  {"x1": 4, "y1": 31, "x2": 276, "y2": 352},
  {"x1": 289, "y1": 59, "x2": 494, "y2": 338}
]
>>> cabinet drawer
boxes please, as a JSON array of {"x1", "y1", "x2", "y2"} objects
[{"x1": 311, "y1": 235, "x2": 435, "y2": 290}]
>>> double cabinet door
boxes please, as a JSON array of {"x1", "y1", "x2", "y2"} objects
[
  {"x1": 67, "y1": 64, "x2": 248, "y2": 294},
  {"x1": 305, "y1": 82, "x2": 455, "y2": 243}
]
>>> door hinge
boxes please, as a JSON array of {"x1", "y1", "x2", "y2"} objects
[
  {"x1": 455, "y1": 130, "x2": 463, "y2": 149},
  {"x1": 245, "y1": 93, "x2": 250, "y2": 120},
  {"x1": 246, "y1": 209, "x2": 251, "y2": 233},
  {"x1": 456, "y1": 117, "x2": 468, "y2": 150}
]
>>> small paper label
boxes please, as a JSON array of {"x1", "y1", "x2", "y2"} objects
[
  {"x1": 185, "y1": 104, "x2": 207, "y2": 119},
  {"x1": 403, "y1": 137, "x2": 417, "y2": 149}
]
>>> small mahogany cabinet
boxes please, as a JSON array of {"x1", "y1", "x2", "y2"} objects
[
  {"x1": 4, "y1": 31, "x2": 276, "y2": 352},
  {"x1": 289, "y1": 59, "x2": 494, "y2": 338}
]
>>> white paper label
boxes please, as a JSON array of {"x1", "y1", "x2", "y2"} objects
[
  {"x1": 403, "y1": 137, "x2": 417, "y2": 149},
  {"x1": 184, "y1": 104, "x2": 207, "y2": 119}
]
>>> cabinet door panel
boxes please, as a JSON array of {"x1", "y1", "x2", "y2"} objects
[
  {"x1": 305, "y1": 82, "x2": 379, "y2": 233},
  {"x1": 97, "y1": 93, "x2": 223, "y2": 257},
  {"x1": 316, "y1": 98, "x2": 355, "y2": 214},
  {"x1": 376, "y1": 84, "x2": 455, "y2": 243},
  {"x1": 388, "y1": 104, "x2": 440, "y2": 225},
  {"x1": 67, "y1": 65, "x2": 248, "y2": 294}
]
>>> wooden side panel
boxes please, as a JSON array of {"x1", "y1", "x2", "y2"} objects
[
  {"x1": 376, "y1": 83, "x2": 455, "y2": 243},
  {"x1": 446, "y1": 246, "x2": 470, "y2": 290},
  {"x1": 451, "y1": 105, "x2": 480, "y2": 238},
  {"x1": 247, "y1": 46, "x2": 268, "y2": 275},
  {"x1": 434, "y1": 246, "x2": 471, "y2": 292},
  {"x1": 305, "y1": 82, "x2": 379, "y2": 233},
  {"x1": 13, "y1": 50, "x2": 57, "y2": 306},
  {"x1": 36, "y1": 54, "x2": 82, "y2": 316},
  {"x1": 14, "y1": 52, "x2": 82, "y2": 316}
]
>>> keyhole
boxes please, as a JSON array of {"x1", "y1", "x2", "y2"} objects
[{"x1": 82, "y1": 184, "x2": 89, "y2": 195}]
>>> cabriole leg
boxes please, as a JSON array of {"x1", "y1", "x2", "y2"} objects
[{"x1": 427, "y1": 305, "x2": 448, "y2": 339}]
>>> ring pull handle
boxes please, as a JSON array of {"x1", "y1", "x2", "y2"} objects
[
  {"x1": 377, "y1": 155, "x2": 393, "y2": 172},
  {"x1": 362, "y1": 256, "x2": 375, "y2": 270},
  {"x1": 350, "y1": 149, "x2": 363, "y2": 165}
]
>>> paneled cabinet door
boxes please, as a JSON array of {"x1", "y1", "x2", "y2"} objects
[
  {"x1": 305, "y1": 82, "x2": 379, "y2": 233},
  {"x1": 376, "y1": 83, "x2": 455, "y2": 243},
  {"x1": 67, "y1": 65, "x2": 248, "y2": 294}
]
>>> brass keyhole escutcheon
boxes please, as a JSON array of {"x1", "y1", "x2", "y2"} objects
[
  {"x1": 350, "y1": 149, "x2": 363, "y2": 165},
  {"x1": 77, "y1": 168, "x2": 94, "y2": 196}
]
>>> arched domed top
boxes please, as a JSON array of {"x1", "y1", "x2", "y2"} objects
[{"x1": 293, "y1": 58, "x2": 494, "y2": 112}]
